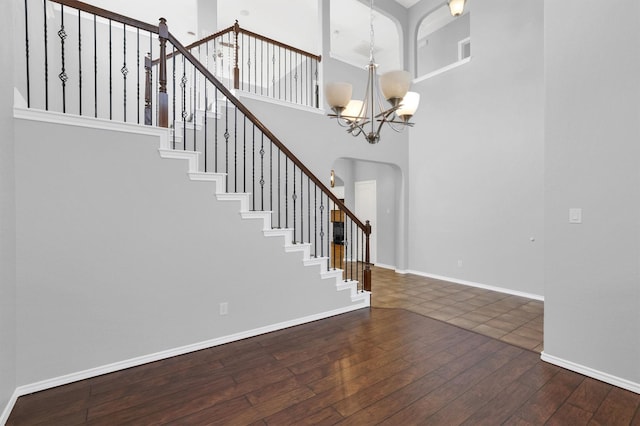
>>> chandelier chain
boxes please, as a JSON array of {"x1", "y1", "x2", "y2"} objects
[{"x1": 369, "y1": 0, "x2": 375, "y2": 63}]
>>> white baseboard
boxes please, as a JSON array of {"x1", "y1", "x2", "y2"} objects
[
  {"x1": 13, "y1": 106, "x2": 169, "y2": 148},
  {"x1": 0, "y1": 389, "x2": 20, "y2": 426},
  {"x1": 541, "y1": 352, "x2": 640, "y2": 395},
  {"x1": 1, "y1": 304, "x2": 368, "y2": 422},
  {"x1": 373, "y1": 262, "x2": 396, "y2": 271},
  {"x1": 405, "y1": 270, "x2": 544, "y2": 301}
]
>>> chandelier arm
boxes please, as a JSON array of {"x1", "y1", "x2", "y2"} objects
[
  {"x1": 374, "y1": 107, "x2": 397, "y2": 137},
  {"x1": 386, "y1": 120, "x2": 409, "y2": 133}
]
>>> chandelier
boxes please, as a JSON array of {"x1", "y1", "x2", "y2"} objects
[{"x1": 325, "y1": 0, "x2": 419, "y2": 144}]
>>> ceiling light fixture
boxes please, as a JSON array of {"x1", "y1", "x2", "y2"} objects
[
  {"x1": 448, "y1": 0, "x2": 466, "y2": 17},
  {"x1": 325, "y1": 0, "x2": 419, "y2": 144}
]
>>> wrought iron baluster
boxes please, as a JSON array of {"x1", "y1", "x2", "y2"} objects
[
  {"x1": 243, "y1": 115, "x2": 247, "y2": 194},
  {"x1": 92, "y1": 15, "x2": 100, "y2": 117},
  {"x1": 307, "y1": 174, "x2": 310, "y2": 247},
  {"x1": 78, "y1": 9, "x2": 82, "y2": 115},
  {"x1": 319, "y1": 193, "x2": 324, "y2": 259},
  {"x1": 285, "y1": 157, "x2": 289, "y2": 229},
  {"x1": 24, "y1": 0, "x2": 30, "y2": 107},
  {"x1": 350, "y1": 219, "x2": 354, "y2": 281},
  {"x1": 109, "y1": 19, "x2": 112, "y2": 120},
  {"x1": 204, "y1": 77, "x2": 208, "y2": 172},
  {"x1": 277, "y1": 148, "x2": 281, "y2": 228},
  {"x1": 59, "y1": 4, "x2": 67, "y2": 113},
  {"x1": 136, "y1": 28, "x2": 140, "y2": 123},
  {"x1": 172, "y1": 46, "x2": 176, "y2": 147},
  {"x1": 300, "y1": 168, "x2": 303, "y2": 243},
  {"x1": 269, "y1": 45, "x2": 273, "y2": 98},
  {"x1": 292, "y1": 164, "x2": 296, "y2": 242},
  {"x1": 204, "y1": 44, "x2": 208, "y2": 172},
  {"x1": 270, "y1": 141, "x2": 273, "y2": 216},
  {"x1": 234, "y1": 105, "x2": 238, "y2": 192},
  {"x1": 181, "y1": 55, "x2": 186, "y2": 150},
  {"x1": 246, "y1": 33, "x2": 250, "y2": 92},
  {"x1": 314, "y1": 59, "x2": 319, "y2": 108},
  {"x1": 122, "y1": 23, "x2": 128, "y2": 122},
  {"x1": 252, "y1": 124, "x2": 256, "y2": 209},
  {"x1": 314, "y1": 184, "x2": 317, "y2": 257},
  {"x1": 193, "y1": 60, "x2": 197, "y2": 152},
  {"x1": 357, "y1": 227, "x2": 361, "y2": 290},
  {"x1": 225, "y1": 96, "x2": 229, "y2": 191},
  {"x1": 328, "y1": 195, "x2": 332, "y2": 269},
  {"x1": 215, "y1": 86, "x2": 219, "y2": 173},
  {"x1": 43, "y1": 0, "x2": 48, "y2": 110},
  {"x1": 289, "y1": 50, "x2": 292, "y2": 103},
  {"x1": 260, "y1": 133, "x2": 265, "y2": 211}
]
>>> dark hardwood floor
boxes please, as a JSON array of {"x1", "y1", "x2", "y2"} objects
[{"x1": 7, "y1": 306, "x2": 640, "y2": 425}]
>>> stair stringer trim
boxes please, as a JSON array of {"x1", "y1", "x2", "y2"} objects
[{"x1": 157, "y1": 144, "x2": 370, "y2": 307}]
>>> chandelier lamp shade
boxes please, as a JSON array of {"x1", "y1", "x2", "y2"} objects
[
  {"x1": 325, "y1": 0, "x2": 419, "y2": 144},
  {"x1": 448, "y1": 0, "x2": 467, "y2": 17}
]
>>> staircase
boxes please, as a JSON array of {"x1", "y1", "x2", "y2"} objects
[
  {"x1": 157, "y1": 134, "x2": 369, "y2": 307},
  {"x1": 12, "y1": 0, "x2": 373, "y2": 393}
]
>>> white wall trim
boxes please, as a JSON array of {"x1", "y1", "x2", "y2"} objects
[
  {"x1": 235, "y1": 90, "x2": 326, "y2": 116},
  {"x1": 0, "y1": 389, "x2": 20, "y2": 426},
  {"x1": 405, "y1": 269, "x2": 544, "y2": 301},
  {"x1": 3, "y1": 304, "x2": 367, "y2": 417},
  {"x1": 374, "y1": 262, "x2": 397, "y2": 271},
  {"x1": 13, "y1": 107, "x2": 170, "y2": 147},
  {"x1": 413, "y1": 56, "x2": 472, "y2": 84},
  {"x1": 541, "y1": 352, "x2": 640, "y2": 395}
]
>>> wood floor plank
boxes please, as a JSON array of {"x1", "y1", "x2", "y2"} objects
[
  {"x1": 7, "y1": 307, "x2": 640, "y2": 425},
  {"x1": 589, "y1": 387, "x2": 640, "y2": 425},
  {"x1": 566, "y1": 377, "x2": 613, "y2": 414},
  {"x1": 508, "y1": 369, "x2": 585, "y2": 424},
  {"x1": 546, "y1": 402, "x2": 593, "y2": 426}
]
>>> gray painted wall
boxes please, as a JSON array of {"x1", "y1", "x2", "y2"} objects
[
  {"x1": 14, "y1": 119, "x2": 361, "y2": 386},
  {"x1": 0, "y1": 0, "x2": 17, "y2": 416},
  {"x1": 406, "y1": 0, "x2": 544, "y2": 297},
  {"x1": 543, "y1": 0, "x2": 640, "y2": 386}
]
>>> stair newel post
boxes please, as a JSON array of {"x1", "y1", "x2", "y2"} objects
[
  {"x1": 233, "y1": 20, "x2": 240, "y2": 90},
  {"x1": 144, "y1": 53, "x2": 152, "y2": 125},
  {"x1": 364, "y1": 220, "x2": 372, "y2": 292},
  {"x1": 158, "y1": 18, "x2": 169, "y2": 128}
]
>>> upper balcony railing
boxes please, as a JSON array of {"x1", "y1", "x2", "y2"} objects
[
  {"x1": 174, "y1": 21, "x2": 322, "y2": 109},
  {"x1": 19, "y1": 0, "x2": 371, "y2": 292}
]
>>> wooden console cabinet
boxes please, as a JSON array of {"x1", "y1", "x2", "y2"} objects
[{"x1": 330, "y1": 209, "x2": 345, "y2": 266}]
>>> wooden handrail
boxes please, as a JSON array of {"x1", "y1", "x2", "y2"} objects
[
  {"x1": 182, "y1": 21, "x2": 322, "y2": 63},
  {"x1": 153, "y1": 21, "x2": 321, "y2": 69},
  {"x1": 236, "y1": 25, "x2": 322, "y2": 62},
  {"x1": 50, "y1": 0, "x2": 159, "y2": 34},
  {"x1": 153, "y1": 24, "x2": 237, "y2": 66}
]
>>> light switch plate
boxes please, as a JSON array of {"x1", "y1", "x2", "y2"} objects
[{"x1": 569, "y1": 208, "x2": 582, "y2": 224}]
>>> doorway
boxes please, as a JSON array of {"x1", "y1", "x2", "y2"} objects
[{"x1": 355, "y1": 180, "x2": 377, "y2": 264}]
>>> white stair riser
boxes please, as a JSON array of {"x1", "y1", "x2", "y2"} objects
[{"x1": 160, "y1": 147, "x2": 369, "y2": 307}]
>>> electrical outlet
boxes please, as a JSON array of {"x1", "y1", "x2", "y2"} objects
[
  {"x1": 219, "y1": 302, "x2": 228, "y2": 315},
  {"x1": 457, "y1": 260, "x2": 463, "y2": 267}
]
